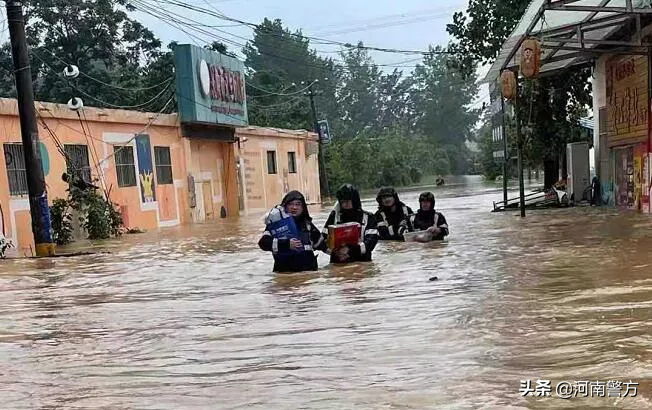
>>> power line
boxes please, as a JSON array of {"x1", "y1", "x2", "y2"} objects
[
  {"x1": 131, "y1": 0, "x2": 437, "y2": 75},
  {"x1": 36, "y1": 47, "x2": 174, "y2": 93},
  {"x1": 145, "y1": 0, "x2": 456, "y2": 55},
  {"x1": 32, "y1": 50, "x2": 174, "y2": 111}
]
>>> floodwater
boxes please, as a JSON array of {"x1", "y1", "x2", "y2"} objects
[{"x1": 2, "y1": 175, "x2": 652, "y2": 409}]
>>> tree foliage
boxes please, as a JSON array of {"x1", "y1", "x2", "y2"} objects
[
  {"x1": 0, "y1": 0, "x2": 174, "y2": 111},
  {"x1": 0, "y1": 3, "x2": 483, "y2": 193},
  {"x1": 447, "y1": 0, "x2": 592, "y2": 186}
]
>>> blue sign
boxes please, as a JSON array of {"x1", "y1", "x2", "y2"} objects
[
  {"x1": 136, "y1": 134, "x2": 156, "y2": 203},
  {"x1": 174, "y1": 44, "x2": 248, "y2": 127},
  {"x1": 318, "y1": 119, "x2": 331, "y2": 144},
  {"x1": 39, "y1": 142, "x2": 49, "y2": 176}
]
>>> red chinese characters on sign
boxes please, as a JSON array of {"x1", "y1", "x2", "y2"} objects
[
  {"x1": 207, "y1": 63, "x2": 245, "y2": 105},
  {"x1": 606, "y1": 56, "x2": 648, "y2": 138}
]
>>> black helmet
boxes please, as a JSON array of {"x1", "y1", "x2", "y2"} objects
[
  {"x1": 419, "y1": 191, "x2": 435, "y2": 208},
  {"x1": 336, "y1": 183, "x2": 362, "y2": 210}
]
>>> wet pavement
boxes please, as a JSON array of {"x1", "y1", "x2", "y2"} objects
[{"x1": 1, "y1": 175, "x2": 652, "y2": 409}]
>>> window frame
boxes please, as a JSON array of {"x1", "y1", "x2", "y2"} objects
[
  {"x1": 288, "y1": 151, "x2": 297, "y2": 174},
  {"x1": 3, "y1": 143, "x2": 28, "y2": 196},
  {"x1": 154, "y1": 146, "x2": 173, "y2": 185},
  {"x1": 63, "y1": 144, "x2": 92, "y2": 183},
  {"x1": 113, "y1": 145, "x2": 137, "y2": 187},
  {"x1": 266, "y1": 150, "x2": 277, "y2": 175}
]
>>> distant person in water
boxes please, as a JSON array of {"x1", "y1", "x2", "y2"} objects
[
  {"x1": 258, "y1": 190, "x2": 327, "y2": 273},
  {"x1": 322, "y1": 183, "x2": 379, "y2": 263},
  {"x1": 409, "y1": 191, "x2": 449, "y2": 240},
  {"x1": 374, "y1": 186, "x2": 413, "y2": 241}
]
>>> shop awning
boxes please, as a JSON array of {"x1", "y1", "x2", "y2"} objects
[{"x1": 481, "y1": 0, "x2": 652, "y2": 84}]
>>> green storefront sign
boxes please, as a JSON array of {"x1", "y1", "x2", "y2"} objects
[{"x1": 174, "y1": 44, "x2": 248, "y2": 127}]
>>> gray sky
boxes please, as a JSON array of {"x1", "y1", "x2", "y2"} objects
[
  {"x1": 132, "y1": 0, "x2": 489, "y2": 106},
  {"x1": 135, "y1": 0, "x2": 468, "y2": 67}
]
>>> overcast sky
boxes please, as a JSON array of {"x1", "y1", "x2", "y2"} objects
[
  {"x1": 135, "y1": 0, "x2": 468, "y2": 64},
  {"x1": 132, "y1": 0, "x2": 489, "y2": 105}
]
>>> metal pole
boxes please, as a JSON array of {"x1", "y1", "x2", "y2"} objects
[
  {"x1": 308, "y1": 83, "x2": 330, "y2": 200},
  {"x1": 514, "y1": 73, "x2": 526, "y2": 217},
  {"x1": 6, "y1": 0, "x2": 55, "y2": 256},
  {"x1": 501, "y1": 89, "x2": 508, "y2": 206}
]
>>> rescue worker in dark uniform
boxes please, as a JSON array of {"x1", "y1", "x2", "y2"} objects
[
  {"x1": 322, "y1": 184, "x2": 379, "y2": 263},
  {"x1": 375, "y1": 186, "x2": 413, "y2": 241},
  {"x1": 409, "y1": 191, "x2": 449, "y2": 240},
  {"x1": 259, "y1": 190, "x2": 327, "y2": 273}
]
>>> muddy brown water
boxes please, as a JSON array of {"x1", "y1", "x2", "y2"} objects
[{"x1": 1, "y1": 175, "x2": 652, "y2": 409}]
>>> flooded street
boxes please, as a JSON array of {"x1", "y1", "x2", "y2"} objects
[{"x1": 3, "y1": 175, "x2": 652, "y2": 409}]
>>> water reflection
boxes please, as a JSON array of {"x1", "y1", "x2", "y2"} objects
[{"x1": 3, "y1": 176, "x2": 652, "y2": 408}]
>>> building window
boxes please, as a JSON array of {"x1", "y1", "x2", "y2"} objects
[
  {"x1": 266, "y1": 150, "x2": 277, "y2": 174},
  {"x1": 114, "y1": 145, "x2": 137, "y2": 187},
  {"x1": 288, "y1": 151, "x2": 297, "y2": 173},
  {"x1": 3, "y1": 143, "x2": 28, "y2": 196},
  {"x1": 64, "y1": 144, "x2": 92, "y2": 183},
  {"x1": 154, "y1": 146, "x2": 173, "y2": 185}
]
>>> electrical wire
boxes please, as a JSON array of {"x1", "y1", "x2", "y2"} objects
[
  {"x1": 37, "y1": 47, "x2": 174, "y2": 92},
  {"x1": 148, "y1": 0, "x2": 456, "y2": 55}
]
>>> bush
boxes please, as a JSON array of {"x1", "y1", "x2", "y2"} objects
[
  {"x1": 50, "y1": 198, "x2": 73, "y2": 245},
  {"x1": 50, "y1": 183, "x2": 125, "y2": 243}
]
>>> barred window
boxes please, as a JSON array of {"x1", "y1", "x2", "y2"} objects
[
  {"x1": 154, "y1": 146, "x2": 173, "y2": 185},
  {"x1": 114, "y1": 145, "x2": 137, "y2": 187},
  {"x1": 3, "y1": 143, "x2": 28, "y2": 196},
  {"x1": 288, "y1": 151, "x2": 297, "y2": 173},
  {"x1": 266, "y1": 150, "x2": 277, "y2": 174},
  {"x1": 64, "y1": 144, "x2": 92, "y2": 183}
]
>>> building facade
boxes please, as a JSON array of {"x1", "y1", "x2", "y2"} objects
[
  {"x1": 0, "y1": 102, "x2": 319, "y2": 257},
  {"x1": 1, "y1": 44, "x2": 321, "y2": 257},
  {"x1": 593, "y1": 53, "x2": 650, "y2": 211}
]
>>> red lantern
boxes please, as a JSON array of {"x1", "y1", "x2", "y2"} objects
[
  {"x1": 520, "y1": 38, "x2": 541, "y2": 78},
  {"x1": 501, "y1": 70, "x2": 517, "y2": 100}
]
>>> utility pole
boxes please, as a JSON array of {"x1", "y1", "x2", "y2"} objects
[
  {"x1": 307, "y1": 82, "x2": 330, "y2": 200},
  {"x1": 500, "y1": 90, "x2": 508, "y2": 206},
  {"x1": 6, "y1": 0, "x2": 55, "y2": 256},
  {"x1": 513, "y1": 71, "x2": 526, "y2": 218}
]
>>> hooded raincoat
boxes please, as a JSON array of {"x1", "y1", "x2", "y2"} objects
[
  {"x1": 321, "y1": 184, "x2": 379, "y2": 263},
  {"x1": 409, "y1": 191, "x2": 449, "y2": 240},
  {"x1": 258, "y1": 191, "x2": 327, "y2": 272},
  {"x1": 374, "y1": 187, "x2": 414, "y2": 241}
]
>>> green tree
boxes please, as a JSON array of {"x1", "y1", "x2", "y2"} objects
[
  {"x1": 447, "y1": 0, "x2": 591, "y2": 187},
  {"x1": 410, "y1": 47, "x2": 480, "y2": 174},
  {"x1": 242, "y1": 18, "x2": 339, "y2": 131},
  {"x1": 446, "y1": 0, "x2": 531, "y2": 77},
  {"x1": 0, "y1": 0, "x2": 174, "y2": 110}
]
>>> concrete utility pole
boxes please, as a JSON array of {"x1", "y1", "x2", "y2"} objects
[
  {"x1": 6, "y1": 0, "x2": 55, "y2": 256},
  {"x1": 307, "y1": 82, "x2": 330, "y2": 200},
  {"x1": 500, "y1": 91, "x2": 508, "y2": 207},
  {"x1": 513, "y1": 71, "x2": 526, "y2": 218}
]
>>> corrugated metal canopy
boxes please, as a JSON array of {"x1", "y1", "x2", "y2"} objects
[{"x1": 481, "y1": 0, "x2": 652, "y2": 84}]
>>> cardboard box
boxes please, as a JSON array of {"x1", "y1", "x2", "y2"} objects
[{"x1": 327, "y1": 222, "x2": 361, "y2": 249}]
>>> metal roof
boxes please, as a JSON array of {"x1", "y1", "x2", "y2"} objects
[{"x1": 481, "y1": 0, "x2": 652, "y2": 84}]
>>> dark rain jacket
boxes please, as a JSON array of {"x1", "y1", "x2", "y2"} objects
[
  {"x1": 258, "y1": 191, "x2": 327, "y2": 273},
  {"x1": 374, "y1": 191, "x2": 414, "y2": 241},
  {"x1": 410, "y1": 209, "x2": 449, "y2": 240},
  {"x1": 321, "y1": 189, "x2": 379, "y2": 263}
]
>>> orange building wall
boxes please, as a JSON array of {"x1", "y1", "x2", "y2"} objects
[
  {"x1": 235, "y1": 126, "x2": 321, "y2": 215},
  {"x1": 183, "y1": 139, "x2": 238, "y2": 221},
  {"x1": 0, "y1": 99, "x2": 319, "y2": 257},
  {"x1": 0, "y1": 99, "x2": 185, "y2": 257}
]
